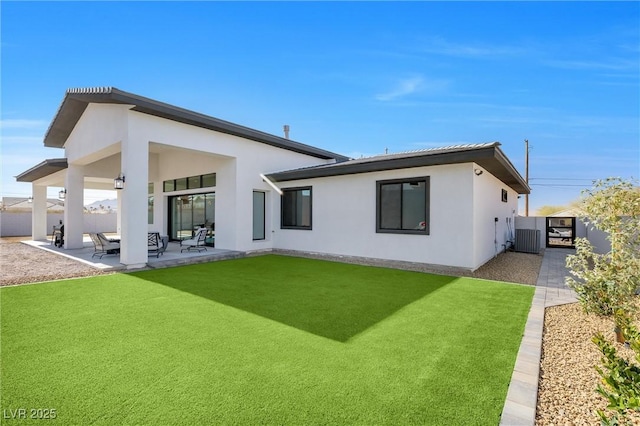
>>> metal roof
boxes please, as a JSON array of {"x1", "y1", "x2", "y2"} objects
[
  {"x1": 43, "y1": 87, "x2": 349, "y2": 161},
  {"x1": 266, "y1": 142, "x2": 531, "y2": 194}
]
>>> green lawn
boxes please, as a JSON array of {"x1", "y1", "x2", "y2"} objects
[{"x1": 1, "y1": 255, "x2": 534, "y2": 425}]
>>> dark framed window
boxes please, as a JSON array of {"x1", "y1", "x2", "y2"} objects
[
  {"x1": 163, "y1": 173, "x2": 216, "y2": 192},
  {"x1": 175, "y1": 178, "x2": 188, "y2": 191},
  {"x1": 253, "y1": 191, "x2": 266, "y2": 240},
  {"x1": 202, "y1": 173, "x2": 216, "y2": 188},
  {"x1": 281, "y1": 187, "x2": 312, "y2": 230},
  {"x1": 188, "y1": 176, "x2": 201, "y2": 189},
  {"x1": 376, "y1": 177, "x2": 430, "y2": 234},
  {"x1": 148, "y1": 183, "x2": 154, "y2": 225},
  {"x1": 501, "y1": 189, "x2": 508, "y2": 203}
]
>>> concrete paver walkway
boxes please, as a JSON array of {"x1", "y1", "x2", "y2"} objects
[{"x1": 500, "y1": 248, "x2": 578, "y2": 426}]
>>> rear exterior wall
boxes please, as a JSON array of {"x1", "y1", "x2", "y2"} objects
[{"x1": 273, "y1": 163, "x2": 478, "y2": 269}]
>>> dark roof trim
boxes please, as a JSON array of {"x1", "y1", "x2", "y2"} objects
[
  {"x1": 44, "y1": 87, "x2": 349, "y2": 162},
  {"x1": 15, "y1": 158, "x2": 68, "y2": 183},
  {"x1": 266, "y1": 143, "x2": 530, "y2": 194}
]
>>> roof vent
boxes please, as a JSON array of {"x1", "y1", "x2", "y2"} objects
[{"x1": 283, "y1": 124, "x2": 290, "y2": 139}]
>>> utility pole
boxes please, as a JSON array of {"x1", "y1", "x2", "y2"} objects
[{"x1": 525, "y1": 139, "x2": 529, "y2": 217}]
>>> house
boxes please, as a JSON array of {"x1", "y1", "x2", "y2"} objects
[
  {"x1": 16, "y1": 87, "x2": 529, "y2": 270},
  {"x1": 0, "y1": 197, "x2": 64, "y2": 212}
]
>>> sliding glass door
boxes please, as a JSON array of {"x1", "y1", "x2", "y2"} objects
[{"x1": 169, "y1": 193, "x2": 215, "y2": 242}]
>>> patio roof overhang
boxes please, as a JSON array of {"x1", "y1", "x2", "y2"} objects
[
  {"x1": 266, "y1": 142, "x2": 531, "y2": 194},
  {"x1": 15, "y1": 158, "x2": 68, "y2": 183},
  {"x1": 44, "y1": 87, "x2": 349, "y2": 162}
]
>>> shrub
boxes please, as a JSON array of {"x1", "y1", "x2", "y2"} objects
[
  {"x1": 566, "y1": 178, "x2": 640, "y2": 317},
  {"x1": 593, "y1": 310, "x2": 640, "y2": 424}
]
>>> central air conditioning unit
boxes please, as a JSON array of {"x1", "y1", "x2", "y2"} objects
[{"x1": 515, "y1": 229, "x2": 541, "y2": 254}]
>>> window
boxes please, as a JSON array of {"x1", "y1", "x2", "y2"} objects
[
  {"x1": 202, "y1": 173, "x2": 216, "y2": 188},
  {"x1": 148, "y1": 183, "x2": 154, "y2": 225},
  {"x1": 175, "y1": 178, "x2": 188, "y2": 191},
  {"x1": 376, "y1": 177, "x2": 429, "y2": 234},
  {"x1": 188, "y1": 176, "x2": 201, "y2": 189},
  {"x1": 253, "y1": 191, "x2": 266, "y2": 240},
  {"x1": 281, "y1": 187, "x2": 312, "y2": 229},
  {"x1": 163, "y1": 173, "x2": 216, "y2": 192},
  {"x1": 501, "y1": 189, "x2": 508, "y2": 203}
]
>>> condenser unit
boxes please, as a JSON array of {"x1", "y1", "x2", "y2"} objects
[{"x1": 515, "y1": 229, "x2": 541, "y2": 254}]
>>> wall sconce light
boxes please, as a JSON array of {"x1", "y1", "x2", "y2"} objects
[
  {"x1": 474, "y1": 169, "x2": 483, "y2": 176},
  {"x1": 58, "y1": 189, "x2": 67, "y2": 200},
  {"x1": 114, "y1": 173, "x2": 125, "y2": 190}
]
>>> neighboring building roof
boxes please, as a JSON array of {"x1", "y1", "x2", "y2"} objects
[
  {"x1": 266, "y1": 142, "x2": 531, "y2": 194},
  {"x1": 1, "y1": 197, "x2": 64, "y2": 211},
  {"x1": 15, "y1": 158, "x2": 68, "y2": 183},
  {"x1": 44, "y1": 87, "x2": 349, "y2": 161}
]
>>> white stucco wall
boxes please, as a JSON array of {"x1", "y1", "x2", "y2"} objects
[
  {"x1": 515, "y1": 216, "x2": 610, "y2": 254},
  {"x1": 64, "y1": 104, "x2": 129, "y2": 164},
  {"x1": 272, "y1": 163, "x2": 479, "y2": 269},
  {"x1": 472, "y1": 164, "x2": 520, "y2": 268},
  {"x1": 51, "y1": 102, "x2": 526, "y2": 269},
  {"x1": 126, "y1": 111, "x2": 336, "y2": 253}
]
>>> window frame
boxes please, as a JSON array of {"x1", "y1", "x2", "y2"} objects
[
  {"x1": 376, "y1": 176, "x2": 430, "y2": 235},
  {"x1": 252, "y1": 191, "x2": 266, "y2": 241},
  {"x1": 280, "y1": 186, "x2": 313, "y2": 230}
]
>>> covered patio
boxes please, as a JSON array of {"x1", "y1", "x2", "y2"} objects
[{"x1": 22, "y1": 235, "x2": 244, "y2": 272}]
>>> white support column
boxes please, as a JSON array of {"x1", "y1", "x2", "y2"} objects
[
  {"x1": 119, "y1": 136, "x2": 149, "y2": 268},
  {"x1": 152, "y1": 180, "x2": 163, "y2": 233},
  {"x1": 116, "y1": 191, "x2": 123, "y2": 235},
  {"x1": 64, "y1": 164, "x2": 85, "y2": 249},
  {"x1": 31, "y1": 184, "x2": 47, "y2": 240}
]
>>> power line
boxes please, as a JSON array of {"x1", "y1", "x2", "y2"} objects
[
  {"x1": 530, "y1": 183, "x2": 592, "y2": 187},
  {"x1": 529, "y1": 178, "x2": 596, "y2": 181}
]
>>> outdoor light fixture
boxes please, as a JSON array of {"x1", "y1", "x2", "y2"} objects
[
  {"x1": 58, "y1": 189, "x2": 67, "y2": 200},
  {"x1": 474, "y1": 169, "x2": 484, "y2": 176},
  {"x1": 114, "y1": 173, "x2": 125, "y2": 190}
]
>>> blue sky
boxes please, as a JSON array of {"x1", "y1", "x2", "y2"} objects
[{"x1": 2, "y1": 1, "x2": 638, "y2": 213}]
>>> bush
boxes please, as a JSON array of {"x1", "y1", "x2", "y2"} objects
[
  {"x1": 566, "y1": 178, "x2": 640, "y2": 317},
  {"x1": 593, "y1": 311, "x2": 640, "y2": 424}
]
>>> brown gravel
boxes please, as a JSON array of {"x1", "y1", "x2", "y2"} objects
[
  {"x1": 0, "y1": 237, "x2": 110, "y2": 286},
  {"x1": 537, "y1": 302, "x2": 640, "y2": 425}
]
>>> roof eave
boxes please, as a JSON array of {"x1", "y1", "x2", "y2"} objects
[
  {"x1": 15, "y1": 158, "x2": 68, "y2": 183},
  {"x1": 43, "y1": 87, "x2": 348, "y2": 161},
  {"x1": 267, "y1": 144, "x2": 530, "y2": 194}
]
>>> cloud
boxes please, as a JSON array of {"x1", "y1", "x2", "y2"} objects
[
  {"x1": 375, "y1": 75, "x2": 449, "y2": 102},
  {"x1": 0, "y1": 119, "x2": 48, "y2": 130},
  {"x1": 544, "y1": 58, "x2": 637, "y2": 71},
  {"x1": 420, "y1": 37, "x2": 523, "y2": 58}
]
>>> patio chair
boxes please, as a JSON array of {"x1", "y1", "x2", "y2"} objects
[
  {"x1": 90, "y1": 233, "x2": 121, "y2": 258},
  {"x1": 180, "y1": 227, "x2": 208, "y2": 253},
  {"x1": 148, "y1": 232, "x2": 168, "y2": 258}
]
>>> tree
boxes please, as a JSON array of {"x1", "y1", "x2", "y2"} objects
[
  {"x1": 566, "y1": 178, "x2": 640, "y2": 317},
  {"x1": 565, "y1": 178, "x2": 640, "y2": 423},
  {"x1": 536, "y1": 205, "x2": 566, "y2": 216}
]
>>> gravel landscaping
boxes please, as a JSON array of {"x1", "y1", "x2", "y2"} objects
[
  {"x1": 537, "y1": 302, "x2": 640, "y2": 425},
  {"x1": 0, "y1": 237, "x2": 111, "y2": 286}
]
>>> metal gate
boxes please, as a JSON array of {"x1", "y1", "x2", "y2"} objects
[{"x1": 546, "y1": 216, "x2": 575, "y2": 248}]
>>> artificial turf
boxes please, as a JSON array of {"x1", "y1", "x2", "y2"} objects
[{"x1": 1, "y1": 255, "x2": 534, "y2": 425}]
